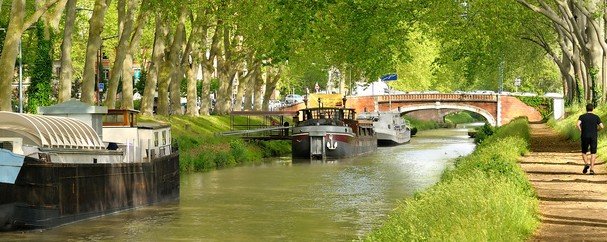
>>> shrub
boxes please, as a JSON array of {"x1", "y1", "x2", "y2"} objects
[{"x1": 473, "y1": 123, "x2": 495, "y2": 144}]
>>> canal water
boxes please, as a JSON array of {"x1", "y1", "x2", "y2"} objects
[{"x1": 4, "y1": 128, "x2": 475, "y2": 241}]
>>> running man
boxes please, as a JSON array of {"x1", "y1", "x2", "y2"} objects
[{"x1": 577, "y1": 104, "x2": 604, "y2": 175}]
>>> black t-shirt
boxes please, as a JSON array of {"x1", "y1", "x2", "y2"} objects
[{"x1": 579, "y1": 113, "x2": 602, "y2": 138}]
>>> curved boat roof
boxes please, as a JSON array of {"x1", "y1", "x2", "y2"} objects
[{"x1": 0, "y1": 111, "x2": 105, "y2": 149}]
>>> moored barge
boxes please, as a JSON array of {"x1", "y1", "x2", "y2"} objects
[
  {"x1": 0, "y1": 100, "x2": 179, "y2": 230},
  {"x1": 291, "y1": 94, "x2": 377, "y2": 159}
]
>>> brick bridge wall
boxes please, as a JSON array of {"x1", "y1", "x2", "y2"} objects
[
  {"x1": 282, "y1": 94, "x2": 543, "y2": 126},
  {"x1": 499, "y1": 95, "x2": 542, "y2": 124}
]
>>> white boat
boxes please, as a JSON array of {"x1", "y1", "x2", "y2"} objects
[{"x1": 358, "y1": 112, "x2": 411, "y2": 146}]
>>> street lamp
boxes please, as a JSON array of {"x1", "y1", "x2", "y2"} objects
[{"x1": 0, "y1": 28, "x2": 22, "y2": 113}]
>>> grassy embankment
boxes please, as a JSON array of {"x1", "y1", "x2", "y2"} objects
[
  {"x1": 549, "y1": 103, "x2": 607, "y2": 161},
  {"x1": 141, "y1": 115, "x2": 291, "y2": 172},
  {"x1": 444, "y1": 111, "x2": 482, "y2": 125},
  {"x1": 403, "y1": 116, "x2": 439, "y2": 131},
  {"x1": 404, "y1": 112, "x2": 484, "y2": 132},
  {"x1": 366, "y1": 118, "x2": 539, "y2": 241}
]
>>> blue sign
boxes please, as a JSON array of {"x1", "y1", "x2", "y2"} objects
[
  {"x1": 98, "y1": 83, "x2": 105, "y2": 92},
  {"x1": 134, "y1": 68, "x2": 141, "y2": 80},
  {"x1": 380, "y1": 73, "x2": 398, "y2": 81}
]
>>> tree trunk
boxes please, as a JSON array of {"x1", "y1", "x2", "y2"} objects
[
  {"x1": 168, "y1": 7, "x2": 187, "y2": 115},
  {"x1": 80, "y1": 0, "x2": 112, "y2": 105},
  {"x1": 232, "y1": 72, "x2": 244, "y2": 111},
  {"x1": 105, "y1": 0, "x2": 136, "y2": 108},
  {"x1": 0, "y1": 0, "x2": 25, "y2": 111},
  {"x1": 253, "y1": 65, "x2": 265, "y2": 111},
  {"x1": 243, "y1": 72, "x2": 254, "y2": 111},
  {"x1": 199, "y1": 23, "x2": 220, "y2": 115},
  {"x1": 140, "y1": 13, "x2": 167, "y2": 116},
  {"x1": 121, "y1": 54, "x2": 134, "y2": 109},
  {"x1": 43, "y1": 0, "x2": 67, "y2": 33},
  {"x1": 235, "y1": 60, "x2": 258, "y2": 111},
  {"x1": 215, "y1": 24, "x2": 231, "y2": 115},
  {"x1": 184, "y1": 27, "x2": 202, "y2": 116},
  {"x1": 57, "y1": 0, "x2": 77, "y2": 102},
  {"x1": 185, "y1": 61, "x2": 199, "y2": 116},
  {"x1": 200, "y1": 64, "x2": 212, "y2": 115},
  {"x1": 121, "y1": 0, "x2": 147, "y2": 109},
  {"x1": 263, "y1": 68, "x2": 281, "y2": 111},
  {"x1": 156, "y1": 36, "x2": 172, "y2": 116},
  {"x1": 0, "y1": 0, "x2": 58, "y2": 111}
]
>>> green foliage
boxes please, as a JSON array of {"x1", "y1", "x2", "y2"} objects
[
  {"x1": 413, "y1": 0, "x2": 560, "y2": 93},
  {"x1": 133, "y1": 99, "x2": 142, "y2": 110},
  {"x1": 26, "y1": 23, "x2": 55, "y2": 113},
  {"x1": 403, "y1": 115, "x2": 440, "y2": 131},
  {"x1": 254, "y1": 140, "x2": 292, "y2": 157},
  {"x1": 444, "y1": 111, "x2": 482, "y2": 125},
  {"x1": 144, "y1": 115, "x2": 290, "y2": 173},
  {"x1": 366, "y1": 118, "x2": 538, "y2": 241},
  {"x1": 517, "y1": 96, "x2": 553, "y2": 121},
  {"x1": 474, "y1": 123, "x2": 495, "y2": 144},
  {"x1": 210, "y1": 78, "x2": 219, "y2": 93}
]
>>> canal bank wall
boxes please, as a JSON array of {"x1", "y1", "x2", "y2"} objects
[
  {"x1": 140, "y1": 115, "x2": 291, "y2": 173},
  {"x1": 366, "y1": 118, "x2": 540, "y2": 241}
]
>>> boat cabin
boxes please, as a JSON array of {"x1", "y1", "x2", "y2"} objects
[
  {"x1": 102, "y1": 109, "x2": 172, "y2": 162},
  {"x1": 294, "y1": 107, "x2": 374, "y2": 136},
  {"x1": 0, "y1": 100, "x2": 173, "y2": 164}
]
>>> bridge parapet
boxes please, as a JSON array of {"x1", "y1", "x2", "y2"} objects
[{"x1": 377, "y1": 94, "x2": 497, "y2": 103}]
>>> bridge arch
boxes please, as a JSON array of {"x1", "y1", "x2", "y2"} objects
[{"x1": 393, "y1": 102, "x2": 496, "y2": 126}]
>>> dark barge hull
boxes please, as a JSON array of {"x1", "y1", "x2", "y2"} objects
[
  {"x1": 292, "y1": 133, "x2": 377, "y2": 159},
  {"x1": 0, "y1": 153, "x2": 179, "y2": 230}
]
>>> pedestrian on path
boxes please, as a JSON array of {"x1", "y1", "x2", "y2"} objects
[{"x1": 577, "y1": 104, "x2": 604, "y2": 175}]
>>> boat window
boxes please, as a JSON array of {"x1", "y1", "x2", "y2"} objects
[
  {"x1": 0, "y1": 141, "x2": 13, "y2": 152},
  {"x1": 103, "y1": 114, "x2": 125, "y2": 124},
  {"x1": 162, "y1": 131, "x2": 167, "y2": 145},
  {"x1": 154, "y1": 132, "x2": 159, "y2": 147}
]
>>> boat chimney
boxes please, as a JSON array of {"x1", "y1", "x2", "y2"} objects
[{"x1": 342, "y1": 95, "x2": 347, "y2": 108}]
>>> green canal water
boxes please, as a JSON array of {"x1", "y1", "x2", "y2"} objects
[{"x1": 3, "y1": 128, "x2": 475, "y2": 241}]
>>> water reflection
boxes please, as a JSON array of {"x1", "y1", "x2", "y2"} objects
[{"x1": 3, "y1": 128, "x2": 475, "y2": 241}]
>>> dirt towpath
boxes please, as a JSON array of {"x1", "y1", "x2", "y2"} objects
[{"x1": 520, "y1": 124, "x2": 607, "y2": 241}]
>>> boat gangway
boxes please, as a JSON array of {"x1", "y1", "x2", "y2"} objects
[{"x1": 216, "y1": 111, "x2": 296, "y2": 141}]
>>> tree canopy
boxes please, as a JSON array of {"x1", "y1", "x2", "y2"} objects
[{"x1": 0, "y1": 0, "x2": 587, "y2": 114}]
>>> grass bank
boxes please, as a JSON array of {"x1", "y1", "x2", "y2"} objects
[
  {"x1": 403, "y1": 116, "x2": 440, "y2": 131},
  {"x1": 141, "y1": 115, "x2": 291, "y2": 173},
  {"x1": 444, "y1": 111, "x2": 484, "y2": 125},
  {"x1": 548, "y1": 103, "x2": 607, "y2": 161},
  {"x1": 366, "y1": 118, "x2": 539, "y2": 241}
]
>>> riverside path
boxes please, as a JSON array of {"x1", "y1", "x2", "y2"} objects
[{"x1": 520, "y1": 124, "x2": 607, "y2": 240}]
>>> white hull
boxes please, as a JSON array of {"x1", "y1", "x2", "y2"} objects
[{"x1": 358, "y1": 111, "x2": 412, "y2": 146}]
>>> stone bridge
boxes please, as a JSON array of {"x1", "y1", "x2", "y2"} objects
[{"x1": 283, "y1": 93, "x2": 560, "y2": 126}]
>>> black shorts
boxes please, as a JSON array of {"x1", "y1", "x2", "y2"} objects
[{"x1": 581, "y1": 136, "x2": 598, "y2": 154}]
